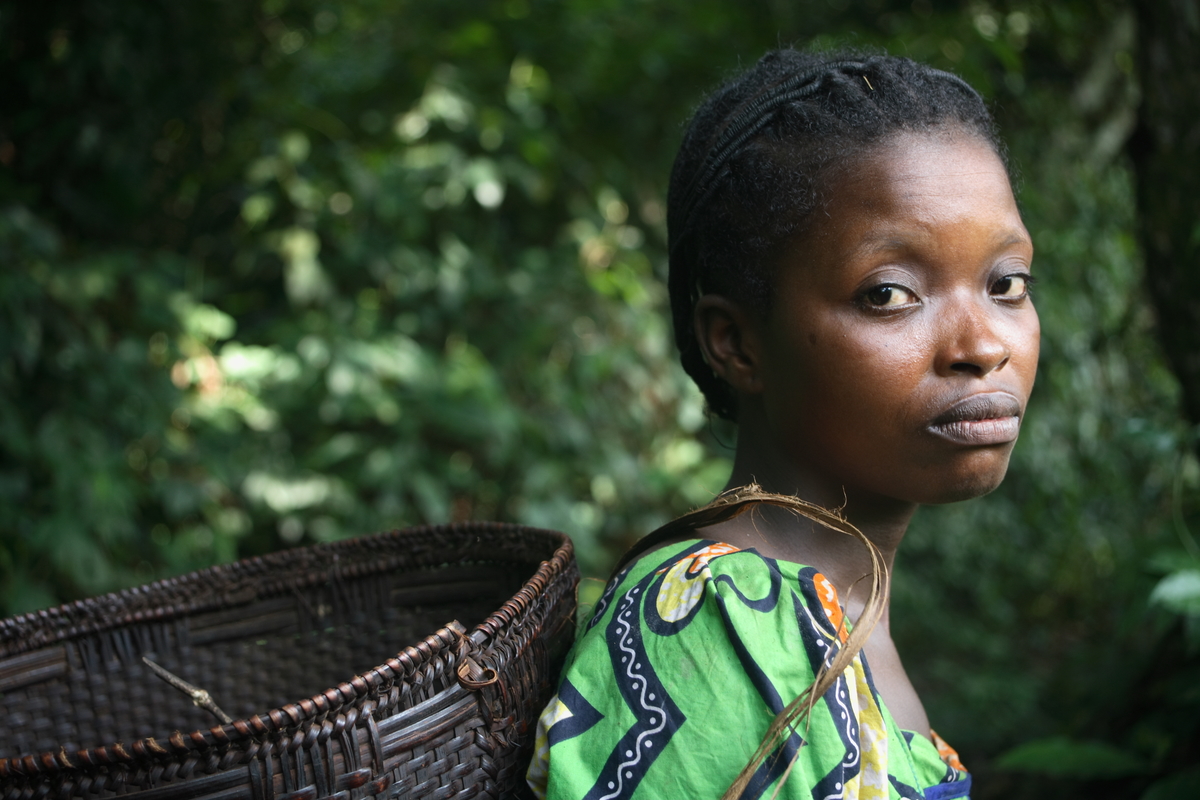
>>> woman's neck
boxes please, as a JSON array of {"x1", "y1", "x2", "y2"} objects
[{"x1": 703, "y1": 424, "x2": 919, "y2": 623}]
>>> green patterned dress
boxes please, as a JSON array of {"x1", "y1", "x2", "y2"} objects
[{"x1": 527, "y1": 540, "x2": 971, "y2": 800}]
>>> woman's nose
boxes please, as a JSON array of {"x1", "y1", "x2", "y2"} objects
[{"x1": 936, "y1": 301, "x2": 1011, "y2": 377}]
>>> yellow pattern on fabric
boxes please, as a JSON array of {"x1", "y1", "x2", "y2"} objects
[
  {"x1": 655, "y1": 542, "x2": 740, "y2": 622},
  {"x1": 846, "y1": 658, "x2": 890, "y2": 799},
  {"x1": 528, "y1": 696, "x2": 573, "y2": 799}
]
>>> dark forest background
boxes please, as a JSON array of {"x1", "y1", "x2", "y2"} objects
[{"x1": 3, "y1": 1, "x2": 1199, "y2": 797}]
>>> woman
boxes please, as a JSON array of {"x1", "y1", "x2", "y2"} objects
[{"x1": 530, "y1": 48, "x2": 1038, "y2": 800}]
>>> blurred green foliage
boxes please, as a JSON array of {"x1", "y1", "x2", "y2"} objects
[{"x1": 2, "y1": 0, "x2": 1198, "y2": 797}]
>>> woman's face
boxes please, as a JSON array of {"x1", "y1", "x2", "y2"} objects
[{"x1": 752, "y1": 130, "x2": 1040, "y2": 506}]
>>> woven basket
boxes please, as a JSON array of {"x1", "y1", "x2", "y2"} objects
[{"x1": 0, "y1": 523, "x2": 578, "y2": 800}]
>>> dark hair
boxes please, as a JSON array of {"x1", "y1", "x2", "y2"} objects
[{"x1": 667, "y1": 49, "x2": 1006, "y2": 420}]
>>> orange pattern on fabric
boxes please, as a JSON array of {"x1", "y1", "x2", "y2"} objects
[
  {"x1": 655, "y1": 542, "x2": 741, "y2": 575},
  {"x1": 931, "y1": 729, "x2": 968, "y2": 772},
  {"x1": 811, "y1": 572, "x2": 848, "y2": 644},
  {"x1": 685, "y1": 542, "x2": 741, "y2": 574}
]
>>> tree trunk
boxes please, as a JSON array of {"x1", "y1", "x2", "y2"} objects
[{"x1": 1132, "y1": 0, "x2": 1200, "y2": 434}]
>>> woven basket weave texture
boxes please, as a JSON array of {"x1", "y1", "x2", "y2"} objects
[{"x1": 0, "y1": 522, "x2": 577, "y2": 800}]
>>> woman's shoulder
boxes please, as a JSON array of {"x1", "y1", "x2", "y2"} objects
[
  {"x1": 592, "y1": 537, "x2": 846, "y2": 638},
  {"x1": 528, "y1": 540, "x2": 859, "y2": 799},
  {"x1": 606, "y1": 537, "x2": 826, "y2": 596},
  {"x1": 529, "y1": 538, "x2": 970, "y2": 799}
]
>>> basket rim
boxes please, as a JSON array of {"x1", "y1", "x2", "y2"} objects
[
  {"x1": 0, "y1": 521, "x2": 564, "y2": 657},
  {"x1": 0, "y1": 523, "x2": 576, "y2": 782}
]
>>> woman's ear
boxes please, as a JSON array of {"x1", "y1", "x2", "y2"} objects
[{"x1": 693, "y1": 294, "x2": 765, "y2": 394}]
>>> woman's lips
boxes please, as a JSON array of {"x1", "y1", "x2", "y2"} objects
[{"x1": 927, "y1": 392, "x2": 1023, "y2": 446}]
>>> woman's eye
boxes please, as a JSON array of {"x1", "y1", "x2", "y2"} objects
[
  {"x1": 992, "y1": 274, "x2": 1032, "y2": 299},
  {"x1": 863, "y1": 284, "x2": 916, "y2": 308}
]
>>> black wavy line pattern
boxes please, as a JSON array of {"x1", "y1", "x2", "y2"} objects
[{"x1": 584, "y1": 573, "x2": 686, "y2": 800}]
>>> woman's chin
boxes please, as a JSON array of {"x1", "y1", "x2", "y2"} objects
[{"x1": 920, "y1": 463, "x2": 1012, "y2": 505}]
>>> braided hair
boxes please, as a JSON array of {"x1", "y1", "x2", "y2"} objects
[{"x1": 668, "y1": 49, "x2": 1006, "y2": 420}]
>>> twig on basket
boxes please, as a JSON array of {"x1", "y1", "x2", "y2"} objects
[{"x1": 142, "y1": 656, "x2": 233, "y2": 724}]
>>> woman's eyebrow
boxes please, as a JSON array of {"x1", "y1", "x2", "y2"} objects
[
  {"x1": 996, "y1": 232, "x2": 1034, "y2": 248},
  {"x1": 849, "y1": 232, "x2": 910, "y2": 255}
]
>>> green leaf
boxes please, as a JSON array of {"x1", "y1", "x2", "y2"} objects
[
  {"x1": 1150, "y1": 569, "x2": 1200, "y2": 616},
  {"x1": 1142, "y1": 766, "x2": 1200, "y2": 800},
  {"x1": 172, "y1": 296, "x2": 237, "y2": 343},
  {"x1": 996, "y1": 737, "x2": 1148, "y2": 779}
]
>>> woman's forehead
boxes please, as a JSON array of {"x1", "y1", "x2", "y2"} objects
[
  {"x1": 838, "y1": 129, "x2": 1008, "y2": 188},
  {"x1": 822, "y1": 133, "x2": 1020, "y2": 226},
  {"x1": 782, "y1": 133, "x2": 1030, "y2": 279}
]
